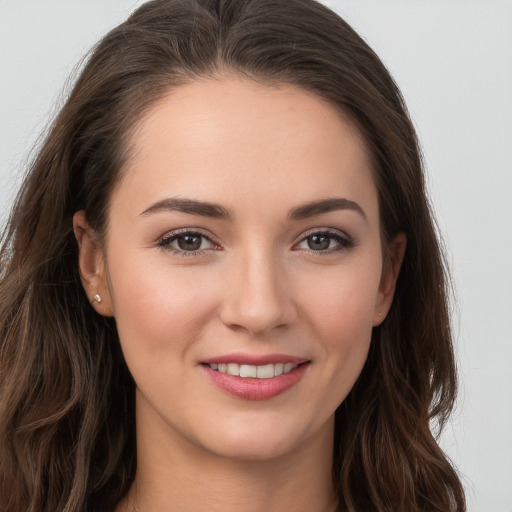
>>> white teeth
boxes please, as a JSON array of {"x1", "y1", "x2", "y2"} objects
[
  {"x1": 239, "y1": 364, "x2": 257, "y2": 378},
  {"x1": 209, "y1": 362, "x2": 299, "y2": 378},
  {"x1": 256, "y1": 364, "x2": 274, "y2": 379},
  {"x1": 283, "y1": 363, "x2": 295, "y2": 373},
  {"x1": 226, "y1": 363, "x2": 240, "y2": 376}
]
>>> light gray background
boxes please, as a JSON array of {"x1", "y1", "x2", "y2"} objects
[{"x1": 1, "y1": 1, "x2": 511, "y2": 510}]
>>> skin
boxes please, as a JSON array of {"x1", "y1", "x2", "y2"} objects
[{"x1": 74, "y1": 76, "x2": 405, "y2": 512}]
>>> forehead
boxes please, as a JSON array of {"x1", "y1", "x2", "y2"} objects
[{"x1": 115, "y1": 77, "x2": 378, "y2": 224}]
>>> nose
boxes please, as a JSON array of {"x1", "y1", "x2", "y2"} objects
[{"x1": 219, "y1": 248, "x2": 297, "y2": 337}]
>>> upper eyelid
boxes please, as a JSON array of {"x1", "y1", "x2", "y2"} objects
[
  {"x1": 293, "y1": 227, "x2": 353, "y2": 249},
  {"x1": 159, "y1": 227, "x2": 218, "y2": 243},
  {"x1": 157, "y1": 227, "x2": 351, "y2": 250},
  {"x1": 296, "y1": 226, "x2": 350, "y2": 239},
  {"x1": 158, "y1": 226, "x2": 349, "y2": 239}
]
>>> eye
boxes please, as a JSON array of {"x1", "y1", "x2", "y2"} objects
[
  {"x1": 295, "y1": 230, "x2": 354, "y2": 254},
  {"x1": 157, "y1": 230, "x2": 219, "y2": 257}
]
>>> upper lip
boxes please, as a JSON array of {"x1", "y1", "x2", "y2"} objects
[{"x1": 200, "y1": 353, "x2": 309, "y2": 366}]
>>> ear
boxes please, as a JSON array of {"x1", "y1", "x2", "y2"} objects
[
  {"x1": 73, "y1": 210, "x2": 114, "y2": 317},
  {"x1": 373, "y1": 232, "x2": 406, "y2": 326}
]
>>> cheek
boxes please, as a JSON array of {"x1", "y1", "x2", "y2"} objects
[
  {"x1": 303, "y1": 262, "x2": 381, "y2": 338},
  {"x1": 107, "y1": 259, "x2": 220, "y2": 370},
  {"x1": 298, "y1": 262, "x2": 380, "y2": 398}
]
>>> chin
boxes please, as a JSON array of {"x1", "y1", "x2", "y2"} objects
[
  {"x1": 193, "y1": 412, "x2": 331, "y2": 463},
  {"x1": 204, "y1": 434, "x2": 298, "y2": 462}
]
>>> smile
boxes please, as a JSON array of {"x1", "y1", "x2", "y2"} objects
[
  {"x1": 208, "y1": 362, "x2": 298, "y2": 379},
  {"x1": 200, "y1": 355, "x2": 310, "y2": 401}
]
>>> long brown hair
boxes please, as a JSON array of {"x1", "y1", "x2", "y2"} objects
[{"x1": 0, "y1": 1, "x2": 465, "y2": 510}]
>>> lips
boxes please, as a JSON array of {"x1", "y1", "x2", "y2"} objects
[{"x1": 200, "y1": 353, "x2": 310, "y2": 400}]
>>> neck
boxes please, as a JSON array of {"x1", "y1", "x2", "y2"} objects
[{"x1": 118, "y1": 396, "x2": 338, "y2": 512}]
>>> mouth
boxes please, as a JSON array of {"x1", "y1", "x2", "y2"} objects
[
  {"x1": 206, "y1": 362, "x2": 300, "y2": 379},
  {"x1": 200, "y1": 354, "x2": 310, "y2": 401}
]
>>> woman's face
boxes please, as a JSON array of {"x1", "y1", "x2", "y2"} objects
[{"x1": 78, "y1": 77, "x2": 402, "y2": 461}]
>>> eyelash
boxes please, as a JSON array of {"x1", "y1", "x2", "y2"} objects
[
  {"x1": 295, "y1": 229, "x2": 354, "y2": 254},
  {"x1": 157, "y1": 229, "x2": 220, "y2": 258},
  {"x1": 156, "y1": 228, "x2": 354, "y2": 258}
]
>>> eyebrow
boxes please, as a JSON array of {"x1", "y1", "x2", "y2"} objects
[
  {"x1": 140, "y1": 198, "x2": 233, "y2": 219},
  {"x1": 288, "y1": 197, "x2": 366, "y2": 221},
  {"x1": 140, "y1": 196, "x2": 366, "y2": 221}
]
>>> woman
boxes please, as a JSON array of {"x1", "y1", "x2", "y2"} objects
[{"x1": 0, "y1": 0, "x2": 466, "y2": 510}]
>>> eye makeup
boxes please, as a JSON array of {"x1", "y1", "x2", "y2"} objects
[
  {"x1": 156, "y1": 229, "x2": 220, "y2": 258},
  {"x1": 293, "y1": 228, "x2": 355, "y2": 255},
  {"x1": 156, "y1": 227, "x2": 355, "y2": 258}
]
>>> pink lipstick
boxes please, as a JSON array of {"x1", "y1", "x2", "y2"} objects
[{"x1": 200, "y1": 353, "x2": 310, "y2": 401}]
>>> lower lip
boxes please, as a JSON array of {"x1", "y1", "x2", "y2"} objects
[{"x1": 201, "y1": 363, "x2": 310, "y2": 401}]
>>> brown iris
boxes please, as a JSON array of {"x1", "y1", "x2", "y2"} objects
[
  {"x1": 177, "y1": 234, "x2": 202, "y2": 251},
  {"x1": 307, "y1": 234, "x2": 330, "y2": 251}
]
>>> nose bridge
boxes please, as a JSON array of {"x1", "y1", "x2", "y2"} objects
[{"x1": 220, "y1": 240, "x2": 295, "y2": 336}]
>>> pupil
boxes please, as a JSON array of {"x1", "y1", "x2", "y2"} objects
[
  {"x1": 178, "y1": 235, "x2": 201, "y2": 251},
  {"x1": 308, "y1": 235, "x2": 329, "y2": 250}
]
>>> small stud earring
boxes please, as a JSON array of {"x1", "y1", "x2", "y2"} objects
[{"x1": 93, "y1": 293, "x2": 102, "y2": 304}]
